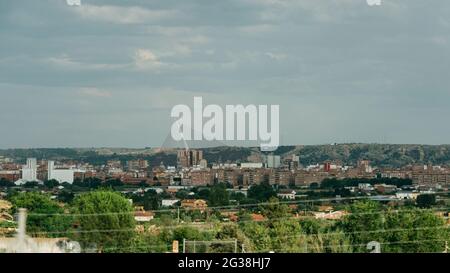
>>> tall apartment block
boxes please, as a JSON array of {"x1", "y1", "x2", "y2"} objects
[
  {"x1": 21, "y1": 158, "x2": 37, "y2": 182},
  {"x1": 177, "y1": 150, "x2": 203, "y2": 168}
]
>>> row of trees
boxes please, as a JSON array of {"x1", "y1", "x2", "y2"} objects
[
  {"x1": 0, "y1": 177, "x2": 151, "y2": 190},
  {"x1": 9, "y1": 191, "x2": 135, "y2": 252},
  {"x1": 6, "y1": 190, "x2": 449, "y2": 253},
  {"x1": 235, "y1": 198, "x2": 449, "y2": 253},
  {"x1": 166, "y1": 182, "x2": 277, "y2": 209}
]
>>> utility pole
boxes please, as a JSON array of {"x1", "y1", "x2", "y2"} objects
[
  {"x1": 16, "y1": 208, "x2": 27, "y2": 253},
  {"x1": 177, "y1": 207, "x2": 180, "y2": 224},
  {"x1": 17, "y1": 209, "x2": 27, "y2": 239},
  {"x1": 183, "y1": 239, "x2": 186, "y2": 253},
  {"x1": 234, "y1": 239, "x2": 238, "y2": 253}
]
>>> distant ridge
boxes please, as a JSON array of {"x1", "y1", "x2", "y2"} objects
[{"x1": 1, "y1": 144, "x2": 450, "y2": 167}]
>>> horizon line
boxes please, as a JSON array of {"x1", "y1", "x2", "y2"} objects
[{"x1": 1, "y1": 143, "x2": 450, "y2": 151}]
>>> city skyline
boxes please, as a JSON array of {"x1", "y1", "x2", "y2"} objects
[{"x1": 2, "y1": 0, "x2": 450, "y2": 148}]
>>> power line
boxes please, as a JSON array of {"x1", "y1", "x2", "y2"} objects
[
  {"x1": 254, "y1": 238, "x2": 450, "y2": 253},
  {"x1": 30, "y1": 195, "x2": 378, "y2": 216},
  {"x1": 79, "y1": 238, "x2": 450, "y2": 253},
  {"x1": 254, "y1": 225, "x2": 450, "y2": 240},
  {"x1": 28, "y1": 221, "x2": 449, "y2": 239},
  {"x1": 30, "y1": 228, "x2": 217, "y2": 235},
  {"x1": 25, "y1": 205, "x2": 450, "y2": 232},
  {"x1": 27, "y1": 195, "x2": 438, "y2": 217},
  {"x1": 101, "y1": 243, "x2": 174, "y2": 252}
]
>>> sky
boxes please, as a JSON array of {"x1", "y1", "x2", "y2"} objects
[{"x1": 1, "y1": 0, "x2": 450, "y2": 148}]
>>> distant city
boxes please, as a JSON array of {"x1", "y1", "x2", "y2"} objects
[
  {"x1": 1, "y1": 145, "x2": 449, "y2": 189},
  {"x1": 1, "y1": 144, "x2": 449, "y2": 253},
  {"x1": 2, "y1": 0, "x2": 450, "y2": 259}
]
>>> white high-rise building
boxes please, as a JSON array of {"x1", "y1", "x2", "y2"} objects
[
  {"x1": 15, "y1": 158, "x2": 40, "y2": 185},
  {"x1": 47, "y1": 161, "x2": 75, "y2": 184},
  {"x1": 267, "y1": 155, "x2": 281, "y2": 168},
  {"x1": 199, "y1": 159, "x2": 208, "y2": 169},
  {"x1": 22, "y1": 158, "x2": 37, "y2": 181}
]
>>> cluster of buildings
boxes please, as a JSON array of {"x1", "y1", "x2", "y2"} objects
[
  {"x1": 179, "y1": 154, "x2": 449, "y2": 190},
  {"x1": 0, "y1": 158, "x2": 156, "y2": 186},
  {"x1": 0, "y1": 158, "x2": 81, "y2": 185},
  {"x1": 0, "y1": 150, "x2": 450, "y2": 190}
]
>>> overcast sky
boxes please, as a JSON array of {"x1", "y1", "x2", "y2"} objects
[{"x1": 1, "y1": 0, "x2": 450, "y2": 148}]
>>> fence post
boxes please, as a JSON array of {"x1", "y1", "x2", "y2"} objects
[{"x1": 16, "y1": 208, "x2": 27, "y2": 253}]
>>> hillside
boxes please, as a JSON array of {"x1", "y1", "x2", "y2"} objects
[{"x1": 1, "y1": 144, "x2": 450, "y2": 167}]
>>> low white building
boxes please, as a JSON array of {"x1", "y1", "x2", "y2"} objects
[
  {"x1": 277, "y1": 190, "x2": 297, "y2": 200},
  {"x1": 396, "y1": 191, "x2": 419, "y2": 200},
  {"x1": 133, "y1": 206, "x2": 154, "y2": 222},
  {"x1": 240, "y1": 162, "x2": 263, "y2": 169},
  {"x1": 162, "y1": 199, "x2": 180, "y2": 207},
  {"x1": 358, "y1": 183, "x2": 374, "y2": 191},
  {"x1": 48, "y1": 161, "x2": 75, "y2": 184},
  {"x1": 146, "y1": 187, "x2": 164, "y2": 194}
]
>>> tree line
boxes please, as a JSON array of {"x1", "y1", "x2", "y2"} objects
[{"x1": 4, "y1": 190, "x2": 449, "y2": 253}]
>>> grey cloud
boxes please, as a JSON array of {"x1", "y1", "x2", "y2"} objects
[{"x1": 1, "y1": 0, "x2": 450, "y2": 148}]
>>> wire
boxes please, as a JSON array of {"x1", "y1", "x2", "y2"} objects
[
  {"x1": 254, "y1": 238, "x2": 450, "y2": 253},
  {"x1": 28, "y1": 196, "x2": 376, "y2": 216},
  {"x1": 30, "y1": 228, "x2": 218, "y2": 235},
  {"x1": 103, "y1": 238, "x2": 450, "y2": 253},
  {"x1": 253, "y1": 225, "x2": 450, "y2": 240},
  {"x1": 23, "y1": 206, "x2": 450, "y2": 235},
  {"x1": 28, "y1": 222, "x2": 449, "y2": 242},
  {"x1": 27, "y1": 195, "x2": 447, "y2": 217},
  {"x1": 102, "y1": 243, "x2": 173, "y2": 252}
]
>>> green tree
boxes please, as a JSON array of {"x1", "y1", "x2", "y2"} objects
[
  {"x1": 137, "y1": 190, "x2": 161, "y2": 210},
  {"x1": 306, "y1": 231, "x2": 353, "y2": 253},
  {"x1": 147, "y1": 194, "x2": 161, "y2": 211},
  {"x1": 338, "y1": 201, "x2": 449, "y2": 253},
  {"x1": 215, "y1": 225, "x2": 253, "y2": 253},
  {"x1": 126, "y1": 233, "x2": 169, "y2": 253},
  {"x1": 338, "y1": 200, "x2": 385, "y2": 252},
  {"x1": 57, "y1": 191, "x2": 75, "y2": 203},
  {"x1": 208, "y1": 183, "x2": 230, "y2": 207},
  {"x1": 176, "y1": 189, "x2": 190, "y2": 200},
  {"x1": 240, "y1": 222, "x2": 272, "y2": 252},
  {"x1": 23, "y1": 181, "x2": 40, "y2": 188},
  {"x1": 260, "y1": 197, "x2": 290, "y2": 220},
  {"x1": 104, "y1": 178, "x2": 124, "y2": 187},
  {"x1": 300, "y1": 218, "x2": 324, "y2": 235},
  {"x1": 230, "y1": 192, "x2": 247, "y2": 203},
  {"x1": 172, "y1": 226, "x2": 214, "y2": 253},
  {"x1": 0, "y1": 178, "x2": 13, "y2": 187},
  {"x1": 248, "y1": 182, "x2": 276, "y2": 202},
  {"x1": 383, "y1": 209, "x2": 449, "y2": 253},
  {"x1": 196, "y1": 189, "x2": 211, "y2": 200},
  {"x1": 416, "y1": 194, "x2": 436, "y2": 208},
  {"x1": 83, "y1": 177, "x2": 103, "y2": 189},
  {"x1": 44, "y1": 179, "x2": 60, "y2": 189},
  {"x1": 71, "y1": 190, "x2": 135, "y2": 252},
  {"x1": 9, "y1": 192, "x2": 72, "y2": 237},
  {"x1": 138, "y1": 181, "x2": 148, "y2": 188},
  {"x1": 269, "y1": 219, "x2": 303, "y2": 252}
]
